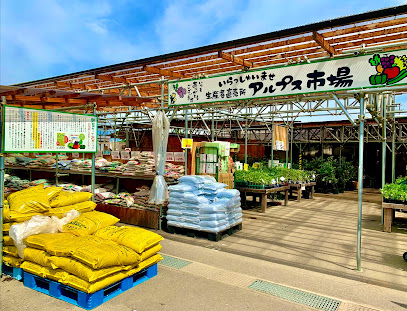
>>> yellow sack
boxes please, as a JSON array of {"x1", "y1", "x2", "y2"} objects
[
  {"x1": 94, "y1": 226, "x2": 163, "y2": 253},
  {"x1": 140, "y1": 244, "x2": 162, "y2": 261},
  {"x1": 49, "y1": 256, "x2": 122, "y2": 283},
  {"x1": 8, "y1": 185, "x2": 50, "y2": 214},
  {"x1": 45, "y1": 235, "x2": 106, "y2": 257},
  {"x1": 3, "y1": 235, "x2": 15, "y2": 246},
  {"x1": 44, "y1": 267, "x2": 69, "y2": 281},
  {"x1": 23, "y1": 247, "x2": 53, "y2": 267},
  {"x1": 51, "y1": 192, "x2": 92, "y2": 208},
  {"x1": 73, "y1": 241, "x2": 141, "y2": 269},
  {"x1": 3, "y1": 254, "x2": 23, "y2": 267},
  {"x1": 57, "y1": 256, "x2": 161, "y2": 294},
  {"x1": 26, "y1": 232, "x2": 76, "y2": 251},
  {"x1": 126, "y1": 254, "x2": 163, "y2": 276},
  {"x1": 3, "y1": 245, "x2": 19, "y2": 257},
  {"x1": 63, "y1": 211, "x2": 119, "y2": 236},
  {"x1": 3, "y1": 222, "x2": 17, "y2": 232},
  {"x1": 46, "y1": 201, "x2": 96, "y2": 218},
  {"x1": 44, "y1": 186, "x2": 63, "y2": 201},
  {"x1": 21, "y1": 261, "x2": 46, "y2": 278},
  {"x1": 3, "y1": 200, "x2": 41, "y2": 222},
  {"x1": 62, "y1": 271, "x2": 127, "y2": 294}
]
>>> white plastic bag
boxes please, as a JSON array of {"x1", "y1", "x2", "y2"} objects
[
  {"x1": 9, "y1": 210, "x2": 80, "y2": 258},
  {"x1": 148, "y1": 111, "x2": 170, "y2": 205}
]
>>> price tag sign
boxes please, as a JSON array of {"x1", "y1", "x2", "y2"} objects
[
  {"x1": 182, "y1": 138, "x2": 193, "y2": 149},
  {"x1": 112, "y1": 151, "x2": 120, "y2": 160},
  {"x1": 174, "y1": 152, "x2": 185, "y2": 162},
  {"x1": 131, "y1": 151, "x2": 140, "y2": 159},
  {"x1": 166, "y1": 152, "x2": 175, "y2": 161},
  {"x1": 72, "y1": 153, "x2": 80, "y2": 158},
  {"x1": 121, "y1": 151, "x2": 130, "y2": 160}
]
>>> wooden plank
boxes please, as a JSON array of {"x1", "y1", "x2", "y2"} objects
[
  {"x1": 218, "y1": 51, "x2": 253, "y2": 68},
  {"x1": 312, "y1": 31, "x2": 336, "y2": 56},
  {"x1": 143, "y1": 65, "x2": 184, "y2": 79}
]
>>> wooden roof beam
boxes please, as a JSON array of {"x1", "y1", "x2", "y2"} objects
[
  {"x1": 0, "y1": 88, "x2": 28, "y2": 96},
  {"x1": 54, "y1": 81, "x2": 88, "y2": 90},
  {"x1": 312, "y1": 31, "x2": 336, "y2": 56},
  {"x1": 143, "y1": 65, "x2": 184, "y2": 79},
  {"x1": 218, "y1": 51, "x2": 253, "y2": 68},
  {"x1": 95, "y1": 74, "x2": 129, "y2": 84}
]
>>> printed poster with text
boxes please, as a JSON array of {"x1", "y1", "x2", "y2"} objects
[{"x1": 3, "y1": 106, "x2": 98, "y2": 153}]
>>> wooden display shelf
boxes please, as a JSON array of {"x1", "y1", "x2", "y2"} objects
[
  {"x1": 236, "y1": 186, "x2": 289, "y2": 213},
  {"x1": 96, "y1": 204, "x2": 160, "y2": 229},
  {"x1": 288, "y1": 182, "x2": 316, "y2": 202},
  {"x1": 382, "y1": 201, "x2": 407, "y2": 232}
]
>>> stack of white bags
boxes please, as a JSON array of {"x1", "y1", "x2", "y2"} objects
[{"x1": 167, "y1": 175, "x2": 242, "y2": 233}]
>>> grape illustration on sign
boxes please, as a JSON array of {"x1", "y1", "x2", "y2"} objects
[
  {"x1": 170, "y1": 83, "x2": 187, "y2": 105},
  {"x1": 369, "y1": 53, "x2": 407, "y2": 85}
]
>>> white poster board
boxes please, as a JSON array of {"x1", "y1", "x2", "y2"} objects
[{"x1": 2, "y1": 106, "x2": 98, "y2": 153}]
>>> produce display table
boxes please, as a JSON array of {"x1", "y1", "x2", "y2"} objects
[
  {"x1": 236, "y1": 186, "x2": 289, "y2": 213},
  {"x1": 289, "y1": 182, "x2": 316, "y2": 202},
  {"x1": 382, "y1": 202, "x2": 407, "y2": 232}
]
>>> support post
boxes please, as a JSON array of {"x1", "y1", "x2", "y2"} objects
[
  {"x1": 55, "y1": 153, "x2": 59, "y2": 186},
  {"x1": 0, "y1": 97, "x2": 5, "y2": 274},
  {"x1": 91, "y1": 103, "x2": 97, "y2": 201},
  {"x1": 381, "y1": 94, "x2": 387, "y2": 224},
  {"x1": 185, "y1": 109, "x2": 188, "y2": 175},
  {"x1": 391, "y1": 105, "x2": 396, "y2": 183},
  {"x1": 211, "y1": 110, "x2": 214, "y2": 141},
  {"x1": 271, "y1": 115, "x2": 274, "y2": 166},
  {"x1": 356, "y1": 94, "x2": 365, "y2": 272},
  {"x1": 245, "y1": 113, "x2": 248, "y2": 164}
]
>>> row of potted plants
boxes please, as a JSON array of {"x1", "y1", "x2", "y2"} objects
[
  {"x1": 302, "y1": 156, "x2": 357, "y2": 193},
  {"x1": 381, "y1": 176, "x2": 407, "y2": 204},
  {"x1": 234, "y1": 167, "x2": 315, "y2": 188}
]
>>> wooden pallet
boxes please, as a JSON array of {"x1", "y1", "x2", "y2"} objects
[{"x1": 167, "y1": 222, "x2": 242, "y2": 242}]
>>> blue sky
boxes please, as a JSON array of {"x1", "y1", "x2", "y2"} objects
[{"x1": 1, "y1": 0, "x2": 406, "y2": 85}]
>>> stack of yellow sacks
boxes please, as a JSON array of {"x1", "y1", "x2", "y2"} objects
[
  {"x1": 2, "y1": 184, "x2": 96, "y2": 269},
  {"x1": 21, "y1": 211, "x2": 163, "y2": 293}
]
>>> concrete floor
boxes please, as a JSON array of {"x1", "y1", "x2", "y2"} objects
[
  {"x1": 162, "y1": 189, "x2": 407, "y2": 292},
  {"x1": 1, "y1": 189, "x2": 407, "y2": 311}
]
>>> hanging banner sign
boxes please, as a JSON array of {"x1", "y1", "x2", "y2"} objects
[
  {"x1": 2, "y1": 106, "x2": 98, "y2": 153},
  {"x1": 168, "y1": 50, "x2": 407, "y2": 106},
  {"x1": 182, "y1": 138, "x2": 193, "y2": 149}
]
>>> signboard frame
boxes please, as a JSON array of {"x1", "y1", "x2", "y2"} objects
[
  {"x1": 2, "y1": 105, "x2": 98, "y2": 154},
  {"x1": 168, "y1": 49, "x2": 407, "y2": 106}
]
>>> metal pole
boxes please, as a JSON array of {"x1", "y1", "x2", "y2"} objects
[
  {"x1": 356, "y1": 94, "x2": 365, "y2": 272},
  {"x1": 0, "y1": 97, "x2": 5, "y2": 274},
  {"x1": 381, "y1": 94, "x2": 387, "y2": 225},
  {"x1": 55, "y1": 153, "x2": 59, "y2": 186},
  {"x1": 161, "y1": 79, "x2": 164, "y2": 109},
  {"x1": 91, "y1": 104, "x2": 97, "y2": 201},
  {"x1": 392, "y1": 110, "x2": 396, "y2": 183},
  {"x1": 245, "y1": 112, "x2": 248, "y2": 164},
  {"x1": 271, "y1": 115, "x2": 274, "y2": 167},
  {"x1": 211, "y1": 111, "x2": 214, "y2": 141},
  {"x1": 290, "y1": 103, "x2": 293, "y2": 166},
  {"x1": 185, "y1": 109, "x2": 188, "y2": 175}
]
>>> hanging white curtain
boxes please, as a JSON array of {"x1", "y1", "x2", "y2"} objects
[{"x1": 148, "y1": 111, "x2": 170, "y2": 205}]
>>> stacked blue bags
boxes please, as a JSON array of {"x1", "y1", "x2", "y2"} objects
[{"x1": 167, "y1": 175, "x2": 242, "y2": 233}]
